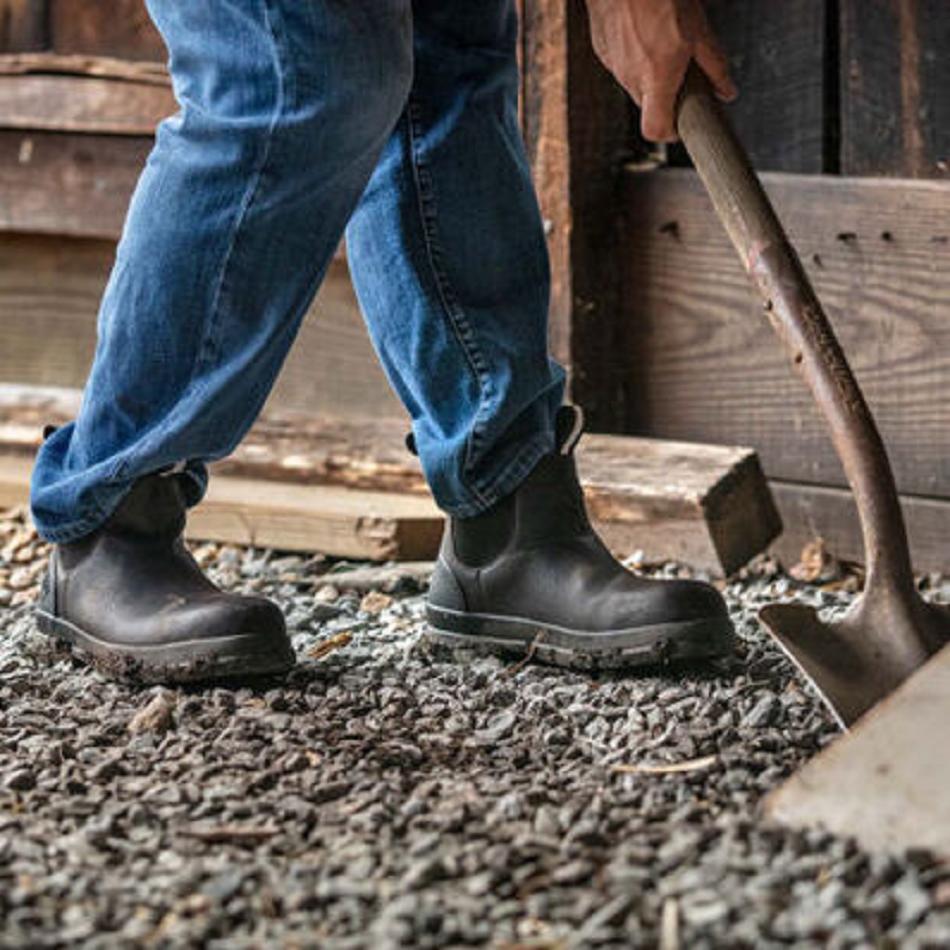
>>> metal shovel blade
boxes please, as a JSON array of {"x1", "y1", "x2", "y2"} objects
[
  {"x1": 760, "y1": 596, "x2": 950, "y2": 729},
  {"x1": 676, "y1": 66, "x2": 950, "y2": 728}
]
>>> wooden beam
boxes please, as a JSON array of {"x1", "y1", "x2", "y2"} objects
[
  {"x1": 0, "y1": 51, "x2": 169, "y2": 83},
  {"x1": 840, "y1": 0, "x2": 950, "y2": 178},
  {"x1": 519, "y1": 0, "x2": 632, "y2": 398},
  {"x1": 617, "y1": 168, "x2": 950, "y2": 499},
  {"x1": 770, "y1": 480, "x2": 950, "y2": 575},
  {"x1": 0, "y1": 453, "x2": 445, "y2": 561},
  {"x1": 0, "y1": 73, "x2": 174, "y2": 134},
  {"x1": 0, "y1": 129, "x2": 151, "y2": 238},
  {"x1": 5, "y1": 387, "x2": 945, "y2": 572},
  {"x1": 0, "y1": 1, "x2": 47, "y2": 53},
  {"x1": 765, "y1": 644, "x2": 950, "y2": 859},
  {"x1": 0, "y1": 386, "x2": 781, "y2": 576}
]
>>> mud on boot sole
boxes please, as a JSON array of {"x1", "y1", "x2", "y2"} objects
[
  {"x1": 425, "y1": 603, "x2": 735, "y2": 671},
  {"x1": 35, "y1": 609, "x2": 295, "y2": 684}
]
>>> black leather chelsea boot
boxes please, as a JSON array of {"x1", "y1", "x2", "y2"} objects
[
  {"x1": 427, "y1": 406, "x2": 735, "y2": 669},
  {"x1": 36, "y1": 472, "x2": 295, "y2": 683}
]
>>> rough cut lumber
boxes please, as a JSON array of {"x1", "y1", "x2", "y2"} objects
[
  {"x1": 0, "y1": 453, "x2": 445, "y2": 562},
  {"x1": 618, "y1": 168, "x2": 950, "y2": 499},
  {"x1": 0, "y1": 73, "x2": 175, "y2": 134},
  {"x1": 840, "y1": 0, "x2": 950, "y2": 178},
  {"x1": 0, "y1": 52, "x2": 170, "y2": 84},
  {"x1": 765, "y1": 644, "x2": 950, "y2": 859},
  {"x1": 0, "y1": 387, "x2": 780, "y2": 576}
]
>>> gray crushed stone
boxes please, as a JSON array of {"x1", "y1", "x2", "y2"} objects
[{"x1": 1, "y1": 506, "x2": 949, "y2": 948}]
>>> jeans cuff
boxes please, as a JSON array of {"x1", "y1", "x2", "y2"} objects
[{"x1": 440, "y1": 430, "x2": 552, "y2": 519}]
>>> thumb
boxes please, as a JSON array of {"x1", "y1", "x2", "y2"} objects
[{"x1": 641, "y1": 83, "x2": 681, "y2": 142}]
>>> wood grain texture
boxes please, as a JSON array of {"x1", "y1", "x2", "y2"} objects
[
  {"x1": 521, "y1": 0, "x2": 572, "y2": 370},
  {"x1": 0, "y1": 130, "x2": 151, "y2": 238},
  {"x1": 0, "y1": 235, "x2": 397, "y2": 419},
  {"x1": 0, "y1": 453, "x2": 445, "y2": 561},
  {"x1": 770, "y1": 480, "x2": 950, "y2": 575},
  {"x1": 0, "y1": 0, "x2": 46, "y2": 52},
  {"x1": 702, "y1": 0, "x2": 830, "y2": 173},
  {"x1": 0, "y1": 51, "x2": 169, "y2": 83},
  {"x1": 48, "y1": 0, "x2": 166, "y2": 62},
  {"x1": 0, "y1": 73, "x2": 175, "y2": 134},
  {"x1": 618, "y1": 169, "x2": 950, "y2": 498},
  {"x1": 520, "y1": 0, "x2": 633, "y2": 404},
  {"x1": 841, "y1": 0, "x2": 950, "y2": 178}
]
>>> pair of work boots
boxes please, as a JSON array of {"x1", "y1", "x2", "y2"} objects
[{"x1": 37, "y1": 408, "x2": 734, "y2": 681}]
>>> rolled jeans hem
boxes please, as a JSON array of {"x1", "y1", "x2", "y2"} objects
[
  {"x1": 33, "y1": 466, "x2": 206, "y2": 545},
  {"x1": 436, "y1": 430, "x2": 552, "y2": 520}
]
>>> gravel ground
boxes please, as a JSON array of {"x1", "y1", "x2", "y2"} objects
[{"x1": 1, "y1": 504, "x2": 949, "y2": 949}]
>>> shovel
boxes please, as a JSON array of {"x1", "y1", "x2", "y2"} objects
[{"x1": 674, "y1": 66, "x2": 950, "y2": 728}]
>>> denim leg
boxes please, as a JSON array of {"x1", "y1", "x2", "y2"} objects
[
  {"x1": 31, "y1": 0, "x2": 413, "y2": 542},
  {"x1": 345, "y1": 0, "x2": 566, "y2": 518}
]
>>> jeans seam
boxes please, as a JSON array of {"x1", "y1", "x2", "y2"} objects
[
  {"x1": 197, "y1": 0, "x2": 284, "y2": 383},
  {"x1": 111, "y1": 0, "x2": 285, "y2": 486},
  {"x1": 404, "y1": 97, "x2": 492, "y2": 509}
]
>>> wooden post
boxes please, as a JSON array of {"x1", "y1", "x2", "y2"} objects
[
  {"x1": 840, "y1": 0, "x2": 950, "y2": 177},
  {"x1": 520, "y1": 0, "x2": 632, "y2": 428},
  {"x1": 0, "y1": 0, "x2": 47, "y2": 52}
]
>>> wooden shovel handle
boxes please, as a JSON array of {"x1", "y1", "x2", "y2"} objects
[{"x1": 674, "y1": 64, "x2": 914, "y2": 593}]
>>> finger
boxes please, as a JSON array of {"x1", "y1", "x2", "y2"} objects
[
  {"x1": 694, "y1": 38, "x2": 738, "y2": 101},
  {"x1": 641, "y1": 84, "x2": 680, "y2": 142}
]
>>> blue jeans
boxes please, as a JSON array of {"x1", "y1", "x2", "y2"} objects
[{"x1": 30, "y1": 0, "x2": 565, "y2": 543}]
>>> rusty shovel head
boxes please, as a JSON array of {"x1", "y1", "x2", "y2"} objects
[{"x1": 760, "y1": 591, "x2": 950, "y2": 729}]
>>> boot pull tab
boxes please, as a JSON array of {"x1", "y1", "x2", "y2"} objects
[{"x1": 555, "y1": 405, "x2": 585, "y2": 456}]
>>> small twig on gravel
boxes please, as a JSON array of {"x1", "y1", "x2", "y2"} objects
[
  {"x1": 502, "y1": 631, "x2": 544, "y2": 678},
  {"x1": 306, "y1": 630, "x2": 353, "y2": 660},
  {"x1": 179, "y1": 824, "x2": 279, "y2": 844},
  {"x1": 611, "y1": 754, "x2": 719, "y2": 776},
  {"x1": 660, "y1": 897, "x2": 680, "y2": 950}
]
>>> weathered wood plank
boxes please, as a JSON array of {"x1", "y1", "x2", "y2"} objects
[
  {"x1": 617, "y1": 169, "x2": 950, "y2": 499},
  {"x1": 0, "y1": 51, "x2": 169, "y2": 83},
  {"x1": 0, "y1": 73, "x2": 175, "y2": 134},
  {"x1": 703, "y1": 0, "x2": 830, "y2": 173},
  {"x1": 0, "y1": 385, "x2": 781, "y2": 576},
  {"x1": 0, "y1": 234, "x2": 395, "y2": 419},
  {"x1": 521, "y1": 0, "x2": 572, "y2": 371},
  {"x1": 48, "y1": 0, "x2": 166, "y2": 62},
  {"x1": 840, "y1": 0, "x2": 950, "y2": 178},
  {"x1": 0, "y1": 0, "x2": 47, "y2": 52},
  {"x1": 520, "y1": 0, "x2": 633, "y2": 401},
  {"x1": 765, "y1": 644, "x2": 950, "y2": 858},
  {"x1": 0, "y1": 130, "x2": 151, "y2": 238},
  {"x1": 0, "y1": 452, "x2": 446, "y2": 561},
  {"x1": 770, "y1": 480, "x2": 950, "y2": 576}
]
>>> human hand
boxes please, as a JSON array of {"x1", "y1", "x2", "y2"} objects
[{"x1": 585, "y1": 0, "x2": 737, "y2": 142}]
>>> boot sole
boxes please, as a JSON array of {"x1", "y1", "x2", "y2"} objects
[
  {"x1": 425, "y1": 603, "x2": 735, "y2": 671},
  {"x1": 35, "y1": 609, "x2": 295, "y2": 685}
]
